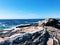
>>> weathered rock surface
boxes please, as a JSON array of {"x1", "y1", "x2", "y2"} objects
[
  {"x1": 0, "y1": 18, "x2": 60, "y2": 45},
  {"x1": 0, "y1": 29, "x2": 50, "y2": 45},
  {"x1": 38, "y1": 18, "x2": 60, "y2": 45},
  {"x1": 39, "y1": 18, "x2": 60, "y2": 29},
  {"x1": 39, "y1": 18, "x2": 58, "y2": 26}
]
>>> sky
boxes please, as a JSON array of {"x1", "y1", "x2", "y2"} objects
[{"x1": 0, "y1": 0, "x2": 60, "y2": 19}]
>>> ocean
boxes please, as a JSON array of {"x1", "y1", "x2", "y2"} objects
[
  {"x1": 0, "y1": 19, "x2": 44, "y2": 30},
  {"x1": 0, "y1": 19, "x2": 60, "y2": 30}
]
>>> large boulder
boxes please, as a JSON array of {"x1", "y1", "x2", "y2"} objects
[{"x1": 39, "y1": 18, "x2": 59, "y2": 26}]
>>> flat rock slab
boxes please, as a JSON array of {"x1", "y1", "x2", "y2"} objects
[
  {"x1": 0, "y1": 37, "x2": 4, "y2": 43},
  {"x1": 47, "y1": 38, "x2": 53, "y2": 45}
]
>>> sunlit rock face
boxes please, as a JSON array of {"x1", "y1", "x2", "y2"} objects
[
  {"x1": 0, "y1": 29, "x2": 50, "y2": 45},
  {"x1": 0, "y1": 18, "x2": 60, "y2": 45}
]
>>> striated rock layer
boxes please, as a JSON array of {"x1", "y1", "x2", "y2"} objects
[
  {"x1": 0, "y1": 29, "x2": 50, "y2": 45},
  {"x1": 0, "y1": 18, "x2": 60, "y2": 45}
]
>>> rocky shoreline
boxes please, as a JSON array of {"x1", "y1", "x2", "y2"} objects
[{"x1": 0, "y1": 18, "x2": 60, "y2": 45}]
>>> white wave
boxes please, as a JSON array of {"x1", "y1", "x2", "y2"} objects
[
  {"x1": 3, "y1": 24, "x2": 30, "y2": 30},
  {"x1": 3, "y1": 26, "x2": 15, "y2": 30}
]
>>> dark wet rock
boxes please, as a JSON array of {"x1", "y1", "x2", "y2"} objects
[
  {"x1": 45, "y1": 18, "x2": 58, "y2": 26},
  {"x1": 13, "y1": 33, "x2": 32, "y2": 44},
  {"x1": 23, "y1": 40, "x2": 35, "y2": 45},
  {"x1": 39, "y1": 18, "x2": 59, "y2": 26},
  {"x1": 32, "y1": 32, "x2": 41, "y2": 41},
  {"x1": 39, "y1": 18, "x2": 60, "y2": 29},
  {"x1": 16, "y1": 24, "x2": 32, "y2": 28},
  {"x1": 55, "y1": 23, "x2": 60, "y2": 29},
  {"x1": 32, "y1": 29, "x2": 50, "y2": 45},
  {"x1": 0, "y1": 38, "x2": 12, "y2": 45}
]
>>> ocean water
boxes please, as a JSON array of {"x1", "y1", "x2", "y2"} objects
[
  {"x1": 0, "y1": 19, "x2": 60, "y2": 30},
  {"x1": 0, "y1": 19, "x2": 44, "y2": 30}
]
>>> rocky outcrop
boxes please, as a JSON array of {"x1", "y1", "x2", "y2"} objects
[
  {"x1": 39, "y1": 18, "x2": 60, "y2": 29},
  {"x1": 39, "y1": 18, "x2": 58, "y2": 26},
  {"x1": 39, "y1": 18, "x2": 60, "y2": 45},
  {"x1": 0, "y1": 18, "x2": 60, "y2": 45},
  {"x1": 45, "y1": 18, "x2": 58, "y2": 26},
  {"x1": 16, "y1": 23, "x2": 38, "y2": 28},
  {"x1": 0, "y1": 28, "x2": 50, "y2": 45}
]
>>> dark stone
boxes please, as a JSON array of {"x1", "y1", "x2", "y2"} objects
[
  {"x1": 39, "y1": 18, "x2": 59, "y2": 26},
  {"x1": 13, "y1": 33, "x2": 32, "y2": 44},
  {"x1": 45, "y1": 18, "x2": 58, "y2": 26}
]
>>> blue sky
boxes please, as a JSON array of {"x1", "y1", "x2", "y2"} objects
[{"x1": 0, "y1": 0, "x2": 60, "y2": 19}]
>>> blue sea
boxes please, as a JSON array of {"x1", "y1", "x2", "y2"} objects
[
  {"x1": 0, "y1": 19, "x2": 60, "y2": 30},
  {"x1": 0, "y1": 19, "x2": 44, "y2": 30}
]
